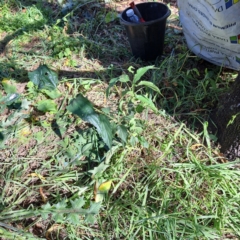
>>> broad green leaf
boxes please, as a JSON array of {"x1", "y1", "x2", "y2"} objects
[
  {"x1": 52, "y1": 200, "x2": 67, "y2": 222},
  {"x1": 27, "y1": 81, "x2": 35, "y2": 89},
  {"x1": 21, "y1": 99, "x2": 31, "y2": 110},
  {"x1": 67, "y1": 213, "x2": 80, "y2": 225},
  {"x1": 34, "y1": 131, "x2": 44, "y2": 144},
  {"x1": 105, "y1": 73, "x2": 129, "y2": 99},
  {"x1": 67, "y1": 198, "x2": 85, "y2": 224},
  {"x1": 135, "y1": 95, "x2": 158, "y2": 113},
  {"x1": 52, "y1": 213, "x2": 64, "y2": 223},
  {"x1": 133, "y1": 66, "x2": 156, "y2": 84},
  {"x1": 65, "y1": 146, "x2": 77, "y2": 159},
  {"x1": 67, "y1": 94, "x2": 113, "y2": 148},
  {"x1": 101, "y1": 107, "x2": 110, "y2": 114},
  {"x1": 36, "y1": 99, "x2": 57, "y2": 113},
  {"x1": 41, "y1": 89, "x2": 62, "y2": 99},
  {"x1": 54, "y1": 200, "x2": 67, "y2": 209},
  {"x1": 119, "y1": 74, "x2": 130, "y2": 83},
  {"x1": 64, "y1": 47, "x2": 71, "y2": 56},
  {"x1": 70, "y1": 198, "x2": 85, "y2": 209},
  {"x1": 85, "y1": 214, "x2": 95, "y2": 224},
  {"x1": 106, "y1": 77, "x2": 119, "y2": 98},
  {"x1": 139, "y1": 136, "x2": 149, "y2": 148},
  {"x1": 41, "y1": 121, "x2": 51, "y2": 128},
  {"x1": 137, "y1": 81, "x2": 161, "y2": 94},
  {"x1": 58, "y1": 51, "x2": 64, "y2": 59},
  {"x1": 105, "y1": 144, "x2": 121, "y2": 164},
  {"x1": 117, "y1": 125, "x2": 128, "y2": 143},
  {"x1": 26, "y1": 81, "x2": 38, "y2": 95},
  {"x1": 28, "y1": 64, "x2": 58, "y2": 91},
  {"x1": 85, "y1": 202, "x2": 101, "y2": 224},
  {"x1": 41, "y1": 202, "x2": 52, "y2": 220},
  {"x1": 130, "y1": 136, "x2": 138, "y2": 147},
  {"x1": 1, "y1": 93, "x2": 20, "y2": 106},
  {"x1": 88, "y1": 161, "x2": 109, "y2": 177},
  {"x1": 81, "y1": 79, "x2": 99, "y2": 91},
  {"x1": 97, "y1": 114, "x2": 113, "y2": 148},
  {"x1": 105, "y1": 11, "x2": 118, "y2": 23},
  {"x1": 67, "y1": 94, "x2": 95, "y2": 117},
  {"x1": 81, "y1": 142, "x2": 94, "y2": 155},
  {"x1": 0, "y1": 93, "x2": 20, "y2": 113},
  {"x1": 2, "y1": 79, "x2": 17, "y2": 94}
]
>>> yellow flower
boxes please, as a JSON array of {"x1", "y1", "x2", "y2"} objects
[
  {"x1": 20, "y1": 127, "x2": 32, "y2": 136},
  {"x1": 98, "y1": 180, "x2": 112, "y2": 193}
]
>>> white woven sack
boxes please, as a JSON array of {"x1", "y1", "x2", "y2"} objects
[{"x1": 178, "y1": 0, "x2": 240, "y2": 70}]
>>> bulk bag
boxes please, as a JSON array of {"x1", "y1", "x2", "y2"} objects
[{"x1": 177, "y1": 0, "x2": 240, "y2": 70}]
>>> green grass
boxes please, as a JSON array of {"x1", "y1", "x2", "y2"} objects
[{"x1": 0, "y1": 0, "x2": 240, "y2": 239}]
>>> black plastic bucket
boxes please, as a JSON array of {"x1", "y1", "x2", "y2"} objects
[{"x1": 120, "y1": 2, "x2": 171, "y2": 61}]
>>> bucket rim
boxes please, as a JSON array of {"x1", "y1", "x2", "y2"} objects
[{"x1": 120, "y1": 2, "x2": 171, "y2": 26}]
